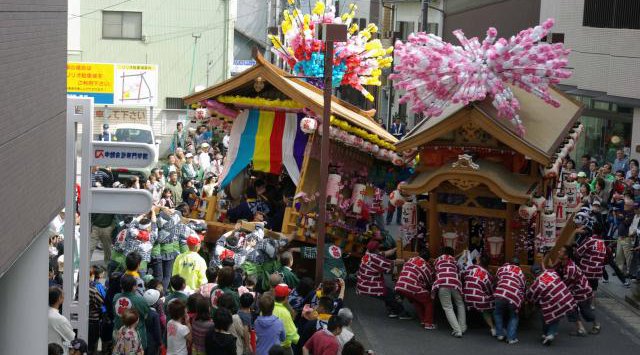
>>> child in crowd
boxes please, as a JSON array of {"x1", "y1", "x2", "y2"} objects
[
  {"x1": 143, "y1": 289, "x2": 163, "y2": 355},
  {"x1": 278, "y1": 251, "x2": 300, "y2": 289},
  {"x1": 198, "y1": 267, "x2": 219, "y2": 299},
  {"x1": 205, "y1": 307, "x2": 237, "y2": 355},
  {"x1": 191, "y1": 296, "x2": 214, "y2": 355},
  {"x1": 255, "y1": 294, "x2": 286, "y2": 355},
  {"x1": 239, "y1": 293, "x2": 257, "y2": 354},
  {"x1": 166, "y1": 299, "x2": 192, "y2": 355},
  {"x1": 113, "y1": 308, "x2": 144, "y2": 355},
  {"x1": 165, "y1": 275, "x2": 189, "y2": 313},
  {"x1": 218, "y1": 293, "x2": 251, "y2": 355}
]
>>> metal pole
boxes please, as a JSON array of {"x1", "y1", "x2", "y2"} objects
[
  {"x1": 386, "y1": 4, "x2": 396, "y2": 129},
  {"x1": 421, "y1": 0, "x2": 429, "y2": 32},
  {"x1": 316, "y1": 40, "x2": 334, "y2": 283},
  {"x1": 63, "y1": 99, "x2": 79, "y2": 322}
]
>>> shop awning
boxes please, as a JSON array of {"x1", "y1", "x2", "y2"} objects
[{"x1": 401, "y1": 159, "x2": 537, "y2": 204}]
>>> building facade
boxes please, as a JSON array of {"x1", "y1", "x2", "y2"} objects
[
  {"x1": 541, "y1": 0, "x2": 640, "y2": 163},
  {"x1": 69, "y1": 0, "x2": 235, "y2": 144},
  {"x1": 0, "y1": 1, "x2": 67, "y2": 354}
]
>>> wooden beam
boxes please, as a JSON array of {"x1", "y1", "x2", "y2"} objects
[
  {"x1": 429, "y1": 192, "x2": 440, "y2": 257},
  {"x1": 505, "y1": 203, "x2": 515, "y2": 261},
  {"x1": 436, "y1": 204, "x2": 508, "y2": 219}
]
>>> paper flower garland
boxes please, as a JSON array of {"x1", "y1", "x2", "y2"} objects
[
  {"x1": 390, "y1": 18, "x2": 571, "y2": 136},
  {"x1": 269, "y1": 1, "x2": 393, "y2": 101}
]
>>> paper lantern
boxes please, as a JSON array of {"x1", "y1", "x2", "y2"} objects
[
  {"x1": 352, "y1": 184, "x2": 367, "y2": 213},
  {"x1": 563, "y1": 180, "x2": 579, "y2": 213},
  {"x1": 300, "y1": 117, "x2": 318, "y2": 134},
  {"x1": 345, "y1": 134, "x2": 356, "y2": 146},
  {"x1": 326, "y1": 174, "x2": 341, "y2": 205},
  {"x1": 518, "y1": 204, "x2": 537, "y2": 220},
  {"x1": 371, "y1": 144, "x2": 380, "y2": 154},
  {"x1": 363, "y1": 141, "x2": 372, "y2": 153},
  {"x1": 401, "y1": 202, "x2": 417, "y2": 227},
  {"x1": 554, "y1": 192, "x2": 568, "y2": 227},
  {"x1": 329, "y1": 126, "x2": 338, "y2": 137},
  {"x1": 532, "y1": 195, "x2": 546, "y2": 210},
  {"x1": 389, "y1": 190, "x2": 405, "y2": 207},
  {"x1": 442, "y1": 232, "x2": 459, "y2": 250},
  {"x1": 487, "y1": 236, "x2": 504, "y2": 258},
  {"x1": 195, "y1": 108, "x2": 208, "y2": 120},
  {"x1": 541, "y1": 210, "x2": 557, "y2": 247}
]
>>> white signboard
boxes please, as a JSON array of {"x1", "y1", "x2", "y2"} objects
[
  {"x1": 90, "y1": 188, "x2": 153, "y2": 214},
  {"x1": 113, "y1": 64, "x2": 159, "y2": 106},
  {"x1": 231, "y1": 59, "x2": 256, "y2": 75},
  {"x1": 92, "y1": 141, "x2": 157, "y2": 167}
]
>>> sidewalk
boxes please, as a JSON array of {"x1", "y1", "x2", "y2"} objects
[{"x1": 598, "y1": 265, "x2": 640, "y2": 311}]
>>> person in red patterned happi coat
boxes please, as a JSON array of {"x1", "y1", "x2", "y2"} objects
[
  {"x1": 395, "y1": 249, "x2": 436, "y2": 329},
  {"x1": 575, "y1": 233, "x2": 607, "y2": 295},
  {"x1": 527, "y1": 264, "x2": 576, "y2": 346},
  {"x1": 432, "y1": 247, "x2": 466, "y2": 338},
  {"x1": 462, "y1": 255, "x2": 495, "y2": 336},
  {"x1": 356, "y1": 240, "x2": 409, "y2": 319},
  {"x1": 493, "y1": 258, "x2": 526, "y2": 344},
  {"x1": 556, "y1": 245, "x2": 601, "y2": 336}
]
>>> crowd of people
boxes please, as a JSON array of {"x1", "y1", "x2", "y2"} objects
[
  {"x1": 46, "y1": 118, "x2": 640, "y2": 353},
  {"x1": 47, "y1": 121, "x2": 372, "y2": 355}
]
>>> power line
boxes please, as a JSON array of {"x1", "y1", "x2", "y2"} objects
[{"x1": 69, "y1": 0, "x2": 134, "y2": 19}]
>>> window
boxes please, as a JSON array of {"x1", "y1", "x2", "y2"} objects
[
  {"x1": 550, "y1": 33, "x2": 565, "y2": 43},
  {"x1": 395, "y1": 21, "x2": 415, "y2": 41},
  {"x1": 583, "y1": 0, "x2": 640, "y2": 29},
  {"x1": 351, "y1": 18, "x2": 367, "y2": 31},
  {"x1": 102, "y1": 11, "x2": 142, "y2": 40}
]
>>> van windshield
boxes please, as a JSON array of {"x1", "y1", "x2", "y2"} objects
[{"x1": 114, "y1": 129, "x2": 153, "y2": 144}]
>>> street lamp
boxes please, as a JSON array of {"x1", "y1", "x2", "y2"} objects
[{"x1": 316, "y1": 23, "x2": 348, "y2": 283}]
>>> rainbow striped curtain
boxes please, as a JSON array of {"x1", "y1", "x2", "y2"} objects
[{"x1": 220, "y1": 109, "x2": 309, "y2": 188}]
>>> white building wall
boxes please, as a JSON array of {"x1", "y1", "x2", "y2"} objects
[{"x1": 540, "y1": 0, "x2": 640, "y2": 100}]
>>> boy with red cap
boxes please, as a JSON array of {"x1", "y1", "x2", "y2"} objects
[
  {"x1": 272, "y1": 283, "x2": 299, "y2": 354},
  {"x1": 462, "y1": 255, "x2": 495, "y2": 337},
  {"x1": 432, "y1": 247, "x2": 465, "y2": 338},
  {"x1": 527, "y1": 264, "x2": 576, "y2": 345},
  {"x1": 356, "y1": 239, "x2": 408, "y2": 319},
  {"x1": 394, "y1": 249, "x2": 436, "y2": 329},
  {"x1": 493, "y1": 258, "x2": 526, "y2": 344},
  {"x1": 172, "y1": 233, "x2": 208, "y2": 291}
]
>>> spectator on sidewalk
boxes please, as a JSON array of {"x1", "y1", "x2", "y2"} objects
[
  {"x1": 256, "y1": 294, "x2": 286, "y2": 355},
  {"x1": 143, "y1": 289, "x2": 163, "y2": 355},
  {"x1": 302, "y1": 315, "x2": 343, "y2": 355},
  {"x1": 205, "y1": 307, "x2": 237, "y2": 355},
  {"x1": 273, "y1": 284, "x2": 299, "y2": 354},
  {"x1": 48, "y1": 287, "x2": 75, "y2": 350},
  {"x1": 167, "y1": 299, "x2": 192, "y2": 355},
  {"x1": 113, "y1": 308, "x2": 144, "y2": 355},
  {"x1": 113, "y1": 274, "x2": 150, "y2": 349}
]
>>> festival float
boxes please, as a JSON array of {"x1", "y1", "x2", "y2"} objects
[
  {"x1": 391, "y1": 19, "x2": 584, "y2": 269},
  {"x1": 183, "y1": 1, "x2": 408, "y2": 256}
]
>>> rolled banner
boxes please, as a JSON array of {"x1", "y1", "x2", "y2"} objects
[
  {"x1": 554, "y1": 192, "x2": 568, "y2": 228},
  {"x1": 389, "y1": 189, "x2": 405, "y2": 207},
  {"x1": 352, "y1": 183, "x2": 367, "y2": 213},
  {"x1": 327, "y1": 174, "x2": 342, "y2": 205}
]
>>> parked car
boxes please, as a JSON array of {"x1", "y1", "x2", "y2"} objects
[{"x1": 110, "y1": 124, "x2": 160, "y2": 182}]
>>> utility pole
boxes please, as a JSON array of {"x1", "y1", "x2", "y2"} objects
[
  {"x1": 421, "y1": 0, "x2": 429, "y2": 32},
  {"x1": 316, "y1": 23, "x2": 348, "y2": 283}
]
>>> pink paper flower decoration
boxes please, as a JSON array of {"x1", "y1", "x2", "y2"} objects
[{"x1": 390, "y1": 19, "x2": 571, "y2": 136}]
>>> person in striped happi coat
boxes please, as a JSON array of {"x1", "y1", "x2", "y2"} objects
[
  {"x1": 493, "y1": 258, "x2": 526, "y2": 344},
  {"x1": 394, "y1": 249, "x2": 436, "y2": 329},
  {"x1": 556, "y1": 245, "x2": 601, "y2": 336},
  {"x1": 356, "y1": 240, "x2": 409, "y2": 319},
  {"x1": 432, "y1": 247, "x2": 466, "y2": 338},
  {"x1": 527, "y1": 264, "x2": 576, "y2": 346},
  {"x1": 462, "y1": 255, "x2": 495, "y2": 336},
  {"x1": 575, "y1": 233, "x2": 607, "y2": 295}
]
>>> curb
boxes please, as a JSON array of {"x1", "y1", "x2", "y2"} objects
[{"x1": 599, "y1": 283, "x2": 640, "y2": 315}]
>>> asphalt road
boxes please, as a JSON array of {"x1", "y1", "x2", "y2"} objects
[{"x1": 346, "y1": 285, "x2": 640, "y2": 355}]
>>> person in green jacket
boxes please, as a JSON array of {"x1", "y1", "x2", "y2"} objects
[
  {"x1": 277, "y1": 251, "x2": 300, "y2": 289},
  {"x1": 290, "y1": 235, "x2": 347, "y2": 281},
  {"x1": 164, "y1": 275, "x2": 189, "y2": 313},
  {"x1": 113, "y1": 274, "x2": 149, "y2": 348},
  {"x1": 273, "y1": 283, "x2": 299, "y2": 352},
  {"x1": 209, "y1": 266, "x2": 240, "y2": 314}
]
